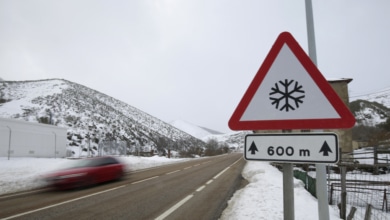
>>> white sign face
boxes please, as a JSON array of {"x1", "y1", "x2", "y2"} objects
[
  {"x1": 245, "y1": 133, "x2": 338, "y2": 163},
  {"x1": 228, "y1": 32, "x2": 356, "y2": 130},
  {"x1": 240, "y1": 44, "x2": 340, "y2": 121}
]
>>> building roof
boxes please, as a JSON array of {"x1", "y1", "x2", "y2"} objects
[{"x1": 327, "y1": 78, "x2": 353, "y2": 84}]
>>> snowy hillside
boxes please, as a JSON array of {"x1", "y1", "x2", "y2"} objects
[
  {"x1": 0, "y1": 79, "x2": 205, "y2": 156},
  {"x1": 350, "y1": 87, "x2": 390, "y2": 127},
  {"x1": 202, "y1": 131, "x2": 252, "y2": 152},
  {"x1": 169, "y1": 119, "x2": 221, "y2": 139},
  {"x1": 169, "y1": 119, "x2": 249, "y2": 150},
  {"x1": 352, "y1": 88, "x2": 390, "y2": 107}
]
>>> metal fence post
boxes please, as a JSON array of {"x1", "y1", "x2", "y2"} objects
[
  {"x1": 340, "y1": 166, "x2": 347, "y2": 219},
  {"x1": 364, "y1": 204, "x2": 372, "y2": 220},
  {"x1": 382, "y1": 189, "x2": 388, "y2": 212}
]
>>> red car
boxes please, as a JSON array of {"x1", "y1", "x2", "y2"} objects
[{"x1": 44, "y1": 156, "x2": 125, "y2": 190}]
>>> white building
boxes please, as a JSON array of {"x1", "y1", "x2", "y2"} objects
[{"x1": 0, "y1": 118, "x2": 67, "y2": 158}]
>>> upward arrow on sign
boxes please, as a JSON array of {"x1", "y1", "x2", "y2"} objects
[
  {"x1": 248, "y1": 141, "x2": 258, "y2": 155},
  {"x1": 319, "y1": 141, "x2": 332, "y2": 156},
  {"x1": 229, "y1": 32, "x2": 356, "y2": 130}
]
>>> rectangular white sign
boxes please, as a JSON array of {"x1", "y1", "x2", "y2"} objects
[{"x1": 245, "y1": 133, "x2": 338, "y2": 163}]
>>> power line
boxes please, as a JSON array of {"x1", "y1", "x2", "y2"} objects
[{"x1": 350, "y1": 87, "x2": 390, "y2": 99}]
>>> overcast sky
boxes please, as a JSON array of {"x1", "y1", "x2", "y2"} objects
[{"x1": 1, "y1": 0, "x2": 389, "y2": 133}]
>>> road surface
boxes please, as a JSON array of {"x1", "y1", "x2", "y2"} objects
[{"x1": 0, "y1": 153, "x2": 245, "y2": 220}]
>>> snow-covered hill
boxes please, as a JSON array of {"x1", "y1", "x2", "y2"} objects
[
  {"x1": 169, "y1": 119, "x2": 249, "y2": 151},
  {"x1": 0, "y1": 79, "x2": 205, "y2": 156},
  {"x1": 202, "y1": 131, "x2": 252, "y2": 152},
  {"x1": 169, "y1": 119, "x2": 222, "y2": 139},
  {"x1": 352, "y1": 88, "x2": 390, "y2": 107},
  {"x1": 350, "y1": 88, "x2": 390, "y2": 127}
]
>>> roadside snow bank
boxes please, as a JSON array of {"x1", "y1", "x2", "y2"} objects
[
  {"x1": 220, "y1": 161, "x2": 341, "y2": 220},
  {"x1": 0, "y1": 156, "x2": 186, "y2": 195}
]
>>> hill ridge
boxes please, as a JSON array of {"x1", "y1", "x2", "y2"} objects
[{"x1": 0, "y1": 79, "x2": 205, "y2": 156}]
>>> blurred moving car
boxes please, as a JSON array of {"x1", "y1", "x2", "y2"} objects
[{"x1": 44, "y1": 156, "x2": 125, "y2": 190}]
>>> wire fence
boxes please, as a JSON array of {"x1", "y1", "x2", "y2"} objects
[
  {"x1": 330, "y1": 147, "x2": 389, "y2": 220},
  {"x1": 328, "y1": 169, "x2": 389, "y2": 220},
  {"x1": 294, "y1": 146, "x2": 390, "y2": 220},
  {"x1": 66, "y1": 140, "x2": 155, "y2": 158}
]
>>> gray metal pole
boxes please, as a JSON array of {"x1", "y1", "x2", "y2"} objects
[
  {"x1": 305, "y1": 1, "x2": 330, "y2": 219},
  {"x1": 6, "y1": 126, "x2": 11, "y2": 160},
  {"x1": 52, "y1": 131, "x2": 57, "y2": 159},
  {"x1": 282, "y1": 129, "x2": 294, "y2": 220},
  {"x1": 283, "y1": 163, "x2": 295, "y2": 220},
  {"x1": 315, "y1": 164, "x2": 330, "y2": 220},
  {"x1": 305, "y1": 0, "x2": 317, "y2": 64}
]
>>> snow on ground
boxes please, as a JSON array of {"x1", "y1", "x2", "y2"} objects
[
  {"x1": 0, "y1": 156, "x2": 342, "y2": 219},
  {"x1": 220, "y1": 161, "x2": 341, "y2": 220}
]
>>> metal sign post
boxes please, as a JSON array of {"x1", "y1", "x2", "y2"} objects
[
  {"x1": 283, "y1": 163, "x2": 294, "y2": 220},
  {"x1": 244, "y1": 132, "x2": 339, "y2": 220},
  {"x1": 229, "y1": 3, "x2": 355, "y2": 219},
  {"x1": 305, "y1": 1, "x2": 330, "y2": 219}
]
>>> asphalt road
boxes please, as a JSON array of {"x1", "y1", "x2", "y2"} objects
[{"x1": 0, "y1": 153, "x2": 246, "y2": 220}]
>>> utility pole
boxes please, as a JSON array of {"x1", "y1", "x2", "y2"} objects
[{"x1": 305, "y1": 1, "x2": 330, "y2": 219}]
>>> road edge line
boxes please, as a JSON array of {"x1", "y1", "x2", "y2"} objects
[
  {"x1": 154, "y1": 195, "x2": 193, "y2": 220},
  {"x1": 2, "y1": 185, "x2": 126, "y2": 220}
]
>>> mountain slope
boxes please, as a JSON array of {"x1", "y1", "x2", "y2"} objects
[
  {"x1": 170, "y1": 119, "x2": 222, "y2": 139},
  {"x1": 202, "y1": 131, "x2": 252, "y2": 151},
  {"x1": 0, "y1": 79, "x2": 205, "y2": 156},
  {"x1": 350, "y1": 87, "x2": 390, "y2": 127},
  {"x1": 350, "y1": 99, "x2": 389, "y2": 127},
  {"x1": 352, "y1": 88, "x2": 390, "y2": 108}
]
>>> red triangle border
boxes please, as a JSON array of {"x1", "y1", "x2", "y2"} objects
[{"x1": 228, "y1": 32, "x2": 356, "y2": 130}]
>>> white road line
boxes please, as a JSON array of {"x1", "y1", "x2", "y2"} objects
[
  {"x1": 131, "y1": 176, "x2": 159, "y2": 184},
  {"x1": 211, "y1": 157, "x2": 242, "y2": 180},
  {"x1": 183, "y1": 166, "x2": 192, "y2": 170},
  {"x1": 154, "y1": 156, "x2": 242, "y2": 220},
  {"x1": 213, "y1": 167, "x2": 230, "y2": 179},
  {"x1": 2, "y1": 185, "x2": 126, "y2": 220},
  {"x1": 231, "y1": 157, "x2": 242, "y2": 166},
  {"x1": 196, "y1": 186, "x2": 205, "y2": 192},
  {"x1": 155, "y1": 195, "x2": 193, "y2": 220},
  {"x1": 166, "y1": 170, "x2": 180, "y2": 175}
]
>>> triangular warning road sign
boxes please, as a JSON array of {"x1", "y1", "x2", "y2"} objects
[{"x1": 229, "y1": 32, "x2": 356, "y2": 130}]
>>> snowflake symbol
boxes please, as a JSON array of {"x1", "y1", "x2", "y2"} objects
[{"x1": 269, "y1": 79, "x2": 305, "y2": 112}]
